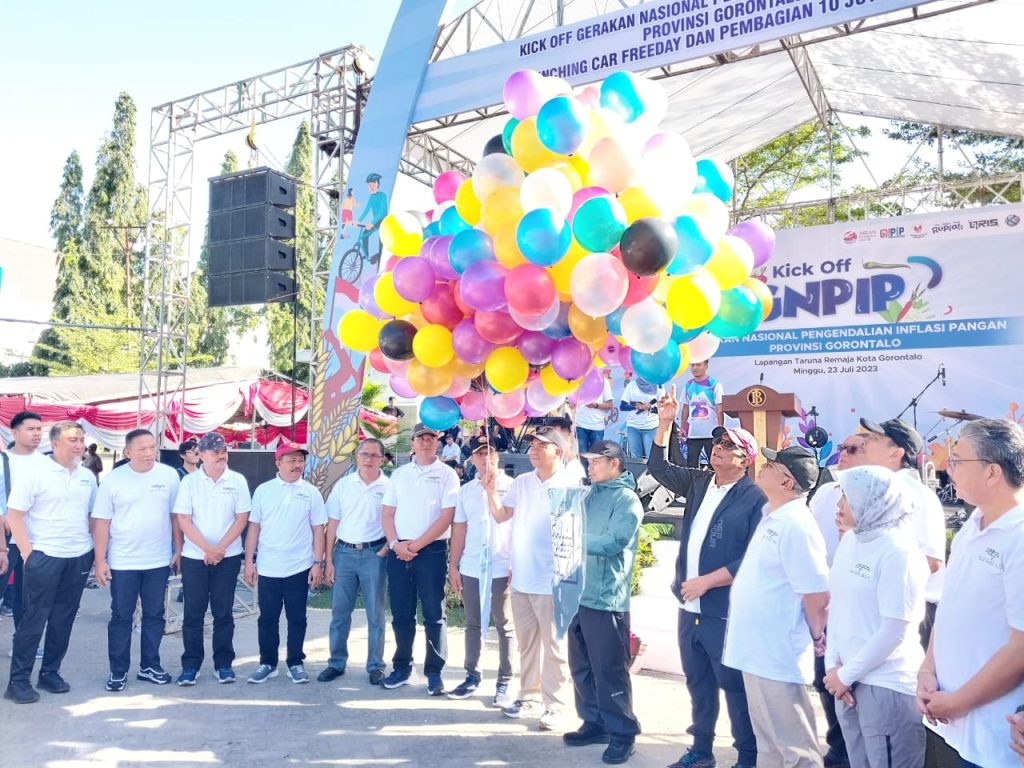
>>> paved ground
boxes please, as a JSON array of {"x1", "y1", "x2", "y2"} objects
[{"x1": 0, "y1": 587, "x2": 830, "y2": 768}]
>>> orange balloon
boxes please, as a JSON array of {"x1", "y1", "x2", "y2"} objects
[
  {"x1": 568, "y1": 304, "x2": 607, "y2": 345},
  {"x1": 742, "y1": 277, "x2": 774, "y2": 320},
  {"x1": 493, "y1": 220, "x2": 528, "y2": 268}
]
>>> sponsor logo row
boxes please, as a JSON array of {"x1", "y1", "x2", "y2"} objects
[{"x1": 841, "y1": 213, "x2": 1020, "y2": 244}]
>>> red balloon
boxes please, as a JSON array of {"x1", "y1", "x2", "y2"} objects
[
  {"x1": 452, "y1": 280, "x2": 477, "y2": 318},
  {"x1": 621, "y1": 270, "x2": 659, "y2": 306},
  {"x1": 496, "y1": 412, "x2": 527, "y2": 428},
  {"x1": 474, "y1": 309, "x2": 524, "y2": 345},
  {"x1": 505, "y1": 264, "x2": 556, "y2": 317},
  {"x1": 421, "y1": 282, "x2": 464, "y2": 329},
  {"x1": 368, "y1": 348, "x2": 389, "y2": 373}
]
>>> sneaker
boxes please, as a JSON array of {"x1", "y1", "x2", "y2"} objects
[
  {"x1": 177, "y1": 669, "x2": 199, "y2": 686},
  {"x1": 382, "y1": 668, "x2": 412, "y2": 689},
  {"x1": 287, "y1": 665, "x2": 309, "y2": 684},
  {"x1": 446, "y1": 674, "x2": 479, "y2": 699},
  {"x1": 426, "y1": 673, "x2": 445, "y2": 696},
  {"x1": 493, "y1": 681, "x2": 515, "y2": 709},
  {"x1": 368, "y1": 668, "x2": 386, "y2": 686},
  {"x1": 539, "y1": 710, "x2": 562, "y2": 731},
  {"x1": 215, "y1": 668, "x2": 236, "y2": 684},
  {"x1": 105, "y1": 673, "x2": 127, "y2": 693},
  {"x1": 37, "y1": 672, "x2": 70, "y2": 694},
  {"x1": 137, "y1": 667, "x2": 172, "y2": 685},
  {"x1": 4, "y1": 681, "x2": 39, "y2": 704},
  {"x1": 602, "y1": 740, "x2": 636, "y2": 765},
  {"x1": 248, "y1": 664, "x2": 279, "y2": 684},
  {"x1": 502, "y1": 698, "x2": 541, "y2": 719},
  {"x1": 564, "y1": 722, "x2": 611, "y2": 746},
  {"x1": 317, "y1": 666, "x2": 345, "y2": 682},
  {"x1": 667, "y1": 749, "x2": 717, "y2": 768}
]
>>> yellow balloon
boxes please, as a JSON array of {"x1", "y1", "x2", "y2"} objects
[
  {"x1": 618, "y1": 186, "x2": 663, "y2": 223},
  {"x1": 548, "y1": 240, "x2": 587, "y2": 296},
  {"x1": 451, "y1": 357, "x2": 485, "y2": 379},
  {"x1": 492, "y1": 220, "x2": 528, "y2": 268},
  {"x1": 336, "y1": 309, "x2": 381, "y2": 353},
  {"x1": 539, "y1": 364, "x2": 580, "y2": 396},
  {"x1": 742, "y1": 277, "x2": 774, "y2": 320},
  {"x1": 677, "y1": 193, "x2": 730, "y2": 241},
  {"x1": 454, "y1": 179, "x2": 482, "y2": 226},
  {"x1": 412, "y1": 323, "x2": 455, "y2": 368},
  {"x1": 652, "y1": 273, "x2": 674, "y2": 303},
  {"x1": 674, "y1": 343, "x2": 693, "y2": 377},
  {"x1": 706, "y1": 236, "x2": 755, "y2": 290},
  {"x1": 568, "y1": 304, "x2": 607, "y2": 345},
  {"x1": 485, "y1": 346, "x2": 529, "y2": 393},
  {"x1": 399, "y1": 310, "x2": 429, "y2": 330},
  {"x1": 577, "y1": 110, "x2": 613, "y2": 159},
  {"x1": 374, "y1": 272, "x2": 417, "y2": 317},
  {"x1": 406, "y1": 358, "x2": 453, "y2": 396},
  {"x1": 379, "y1": 212, "x2": 423, "y2": 257},
  {"x1": 552, "y1": 162, "x2": 583, "y2": 193},
  {"x1": 511, "y1": 117, "x2": 567, "y2": 173},
  {"x1": 665, "y1": 270, "x2": 722, "y2": 330},
  {"x1": 480, "y1": 186, "x2": 524, "y2": 237}
]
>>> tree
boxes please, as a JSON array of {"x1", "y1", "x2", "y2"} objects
[
  {"x1": 50, "y1": 150, "x2": 84, "y2": 256},
  {"x1": 29, "y1": 308, "x2": 142, "y2": 376}
]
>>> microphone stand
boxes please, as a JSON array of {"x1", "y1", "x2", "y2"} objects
[{"x1": 896, "y1": 368, "x2": 944, "y2": 429}]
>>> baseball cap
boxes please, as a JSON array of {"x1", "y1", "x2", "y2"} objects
[
  {"x1": 197, "y1": 433, "x2": 228, "y2": 452},
  {"x1": 712, "y1": 425, "x2": 758, "y2": 465},
  {"x1": 275, "y1": 440, "x2": 309, "y2": 461},
  {"x1": 859, "y1": 417, "x2": 923, "y2": 463},
  {"x1": 412, "y1": 422, "x2": 442, "y2": 438},
  {"x1": 525, "y1": 426, "x2": 569, "y2": 454},
  {"x1": 761, "y1": 446, "x2": 820, "y2": 491},
  {"x1": 580, "y1": 439, "x2": 625, "y2": 463},
  {"x1": 468, "y1": 436, "x2": 495, "y2": 454}
]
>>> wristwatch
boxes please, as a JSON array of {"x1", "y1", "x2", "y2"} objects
[{"x1": 388, "y1": 539, "x2": 399, "y2": 550}]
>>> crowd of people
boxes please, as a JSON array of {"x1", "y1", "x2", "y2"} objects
[{"x1": 1, "y1": 392, "x2": 1023, "y2": 768}]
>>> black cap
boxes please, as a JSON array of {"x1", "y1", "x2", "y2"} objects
[
  {"x1": 580, "y1": 439, "x2": 625, "y2": 463},
  {"x1": 525, "y1": 426, "x2": 569, "y2": 454},
  {"x1": 412, "y1": 422, "x2": 442, "y2": 438},
  {"x1": 859, "y1": 417, "x2": 923, "y2": 463},
  {"x1": 761, "y1": 446, "x2": 820, "y2": 491},
  {"x1": 197, "y1": 433, "x2": 228, "y2": 452},
  {"x1": 468, "y1": 436, "x2": 495, "y2": 455}
]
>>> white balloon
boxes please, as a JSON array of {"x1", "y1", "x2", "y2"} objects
[
  {"x1": 685, "y1": 331, "x2": 722, "y2": 363},
  {"x1": 526, "y1": 378, "x2": 566, "y2": 413},
  {"x1": 472, "y1": 153, "x2": 526, "y2": 201},
  {"x1": 621, "y1": 298, "x2": 673, "y2": 354},
  {"x1": 508, "y1": 296, "x2": 560, "y2": 331},
  {"x1": 520, "y1": 168, "x2": 573, "y2": 220}
]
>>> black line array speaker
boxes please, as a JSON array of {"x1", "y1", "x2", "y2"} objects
[
  {"x1": 208, "y1": 271, "x2": 297, "y2": 307},
  {"x1": 208, "y1": 237, "x2": 295, "y2": 275},
  {"x1": 209, "y1": 168, "x2": 296, "y2": 212},
  {"x1": 208, "y1": 206, "x2": 295, "y2": 242}
]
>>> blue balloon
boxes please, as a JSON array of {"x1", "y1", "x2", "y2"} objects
[
  {"x1": 448, "y1": 229, "x2": 494, "y2": 274},
  {"x1": 439, "y1": 205, "x2": 472, "y2": 236},
  {"x1": 502, "y1": 117, "x2": 520, "y2": 155},
  {"x1": 671, "y1": 323, "x2": 705, "y2": 344},
  {"x1": 424, "y1": 220, "x2": 442, "y2": 238},
  {"x1": 667, "y1": 215, "x2": 713, "y2": 275},
  {"x1": 599, "y1": 71, "x2": 644, "y2": 123},
  {"x1": 419, "y1": 396, "x2": 461, "y2": 431},
  {"x1": 536, "y1": 96, "x2": 587, "y2": 155},
  {"x1": 694, "y1": 158, "x2": 734, "y2": 202},
  {"x1": 605, "y1": 306, "x2": 626, "y2": 336},
  {"x1": 517, "y1": 209, "x2": 571, "y2": 267},
  {"x1": 631, "y1": 344, "x2": 681, "y2": 386},
  {"x1": 705, "y1": 285, "x2": 763, "y2": 339},
  {"x1": 542, "y1": 302, "x2": 572, "y2": 339}
]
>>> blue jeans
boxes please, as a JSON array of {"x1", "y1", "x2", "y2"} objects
[
  {"x1": 625, "y1": 426, "x2": 655, "y2": 460},
  {"x1": 108, "y1": 566, "x2": 169, "y2": 675},
  {"x1": 387, "y1": 539, "x2": 448, "y2": 675},
  {"x1": 576, "y1": 427, "x2": 605, "y2": 455},
  {"x1": 328, "y1": 544, "x2": 387, "y2": 673}
]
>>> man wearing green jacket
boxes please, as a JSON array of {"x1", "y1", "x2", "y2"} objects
[{"x1": 564, "y1": 440, "x2": 644, "y2": 765}]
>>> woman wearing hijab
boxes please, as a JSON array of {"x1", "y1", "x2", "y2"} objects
[
  {"x1": 619, "y1": 377, "x2": 662, "y2": 460},
  {"x1": 824, "y1": 465, "x2": 929, "y2": 768}
]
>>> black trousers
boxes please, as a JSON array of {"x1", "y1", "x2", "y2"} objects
[
  {"x1": 919, "y1": 600, "x2": 938, "y2": 652},
  {"x1": 180, "y1": 554, "x2": 242, "y2": 671},
  {"x1": 685, "y1": 438, "x2": 714, "y2": 468},
  {"x1": 387, "y1": 540, "x2": 448, "y2": 675},
  {"x1": 678, "y1": 611, "x2": 757, "y2": 765},
  {"x1": 1, "y1": 540, "x2": 26, "y2": 626},
  {"x1": 257, "y1": 569, "x2": 310, "y2": 668},
  {"x1": 8, "y1": 549, "x2": 93, "y2": 685},
  {"x1": 108, "y1": 566, "x2": 169, "y2": 675},
  {"x1": 568, "y1": 605, "x2": 641, "y2": 740},
  {"x1": 814, "y1": 649, "x2": 849, "y2": 762}
]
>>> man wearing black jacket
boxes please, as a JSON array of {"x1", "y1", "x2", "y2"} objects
[{"x1": 648, "y1": 385, "x2": 765, "y2": 768}]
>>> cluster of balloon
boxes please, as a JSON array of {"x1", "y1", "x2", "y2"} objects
[{"x1": 336, "y1": 68, "x2": 778, "y2": 431}]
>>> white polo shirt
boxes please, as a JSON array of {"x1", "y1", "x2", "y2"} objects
[
  {"x1": 326, "y1": 470, "x2": 389, "y2": 543},
  {"x1": 92, "y1": 462, "x2": 180, "y2": 570},
  {"x1": 503, "y1": 466, "x2": 581, "y2": 594},
  {"x1": 826, "y1": 527, "x2": 926, "y2": 695},
  {"x1": 250, "y1": 475, "x2": 327, "y2": 578},
  {"x1": 897, "y1": 468, "x2": 946, "y2": 603},
  {"x1": 455, "y1": 473, "x2": 514, "y2": 579},
  {"x1": 1, "y1": 451, "x2": 46, "y2": 518},
  {"x1": 173, "y1": 467, "x2": 251, "y2": 560},
  {"x1": 382, "y1": 459, "x2": 459, "y2": 541},
  {"x1": 724, "y1": 498, "x2": 830, "y2": 684},
  {"x1": 928, "y1": 505, "x2": 1024, "y2": 768},
  {"x1": 808, "y1": 481, "x2": 842, "y2": 566},
  {"x1": 684, "y1": 478, "x2": 737, "y2": 613},
  {"x1": 7, "y1": 455, "x2": 96, "y2": 558},
  {"x1": 575, "y1": 381, "x2": 613, "y2": 431}
]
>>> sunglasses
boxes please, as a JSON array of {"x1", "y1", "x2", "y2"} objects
[
  {"x1": 713, "y1": 435, "x2": 742, "y2": 452},
  {"x1": 838, "y1": 443, "x2": 863, "y2": 455}
]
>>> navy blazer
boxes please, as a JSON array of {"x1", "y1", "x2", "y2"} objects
[{"x1": 647, "y1": 444, "x2": 765, "y2": 619}]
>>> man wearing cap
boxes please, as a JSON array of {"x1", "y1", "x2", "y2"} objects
[
  {"x1": 724, "y1": 446, "x2": 830, "y2": 767},
  {"x1": 447, "y1": 436, "x2": 517, "y2": 705},
  {"x1": 649, "y1": 385, "x2": 765, "y2": 768},
  {"x1": 243, "y1": 441, "x2": 327, "y2": 684},
  {"x1": 858, "y1": 417, "x2": 946, "y2": 649},
  {"x1": 319, "y1": 437, "x2": 390, "y2": 686},
  {"x1": 563, "y1": 440, "x2": 643, "y2": 765},
  {"x1": 173, "y1": 432, "x2": 251, "y2": 686},
  {"x1": 380, "y1": 423, "x2": 460, "y2": 695},
  {"x1": 491, "y1": 425, "x2": 581, "y2": 731}
]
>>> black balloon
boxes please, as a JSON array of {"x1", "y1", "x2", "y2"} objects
[
  {"x1": 378, "y1": 319, "x2": 417, "y2": 360},
  {"x1": 619, "y1": 217, "x2": 678, "y2": 276},
  {"x1": 483, "y1": 134, "x2": 506, "y2": 156}
]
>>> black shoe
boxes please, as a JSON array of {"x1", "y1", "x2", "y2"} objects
[
  {"x1": 824, "y1": 754, "x2": 851, "y2": 768},
  {"x1": 37, "y1": 672, "x2": 70, "y2": 694},
  {"x1": 563, "y1": 722, "x2": 611, "y2": 747},
  {"x1": 4, "y1": 681, "x2": 40, "y2": 704},
  {"x1": 368, "y1": 669, "x2": 386, "y2": 686},
  {"x1": 603, "y1": 741, "x2": 636, "y2": 765},
  {"x1": 317, "y1": 666, "x2": 345, "y2": 683}
]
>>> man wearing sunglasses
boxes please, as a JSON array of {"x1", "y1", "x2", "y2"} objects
[{"x1": 648, "y1": 385, "x2": 765, "y2": 768}]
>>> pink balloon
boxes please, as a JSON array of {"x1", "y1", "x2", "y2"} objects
[
  {"x1": 384, "y1": 357, "x2": 410, "y2": 375},
  {"x1": 568, "y1": 366, "x2": 604, "y2": 406},
  {"x1": 496, "y1": 412, "x2": 527, "y2": 428},
  {"x1": 517, "y1": 330, "x2": 556, "y2": 365},
  {"x1": 577, "y1": 84, "x2": 601, "y2": 110},
  {"x1": 487, "y1": 388, "x2": 526, "y2": 419},
  {"x1": 389, "y1": 374, "x2": 417, "y2": 398},
  {"x1": 452, "y1": 280, "x2": 476, "y2": 318},
  {"x1": 569, "y1": 186, "x2": 608, "y2": 221},
  {"x1": 621, "y1": 270, "x2": 659, "y2": 306},
  {"x1": 460, "y1": 260, "x2": 509, "y2": 312},
  {"x1": 444, "y1": 374, "x2": 472, "y2": 399},
  {"x1": 427, "y1": 235, "x2": 459, "y2": 281},
  {"x1": 598, "y1": 333, "x2": 622, "y2": 366},
  {"x1": 452, "y1": 319, "x2": 495, "y2": 364},
  {"x1": 459, "y1": 390, "x2": 486, "y2": 421},
  {"x1": 503, "y1": 70, "x2": 548, "y2": 120},
  {"x1": 433, "y1": 170, "x2": 466, "y2": 205},
  {"x1": 551, "y1": 337, "x2": 592, "y2": 380},
  {"x1": 509, "y1": 298, "x2": 559, "y2": 332},
  {"x1": 527, "y1": 378, "x2": 566, "y2": 413},
  {"x1": 570, "y1": 252, "x2": 630, "y2": 317},
  {"x1": 368, "y1": 348, "x2": 390, "y2": 373},
  {"x1": 474, "y1": 310, "x2": 523, "y2": 345},
  {"x1": 505, "y1": 263, "x2": 556, "y2": 317},
  {"x1": 618, "y1": 344, "x2": 635, "y2": 374},
  {"x1": 392, "y1": 256, "x2": 436, "y2": 302},
  {"x1": 421, "y1": 282, "x2": 464, "y2": 329}
]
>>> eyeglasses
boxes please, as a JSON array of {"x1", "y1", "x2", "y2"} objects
[
  {"x1": 838, "y1": 443, "x2": 863, "y2": 455},
  {"x1": 765, "y1": 460, "x2": 797, "y2": 484},
  {"x1": 358, "y1": 452, "x2": 384, "y2": 459},
  {"x1": 947, "y1": 456, "x2": 990, "y2": 470},
  {"x1": 713, "y1": 436, "x2": 741, "y2": 452}
]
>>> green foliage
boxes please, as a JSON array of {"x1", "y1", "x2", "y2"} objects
[
  {"x1": 630, "y1": 523, "x2": 673, "y2": 596},
  {"x1": 29, "y1": 308, "x2": 142, "y2": 375},
  {"x1": 360, "y1": 381, "x2": 386, "y2": 408},
  {"x1": 50, "y1": 150, "x2": 84, "y2": 255}
]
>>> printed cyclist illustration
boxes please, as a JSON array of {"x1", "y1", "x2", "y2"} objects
[{"x1": 338, "y1": 172, "x2": 389, "y2": 283}]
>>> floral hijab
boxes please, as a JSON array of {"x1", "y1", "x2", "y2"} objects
[{"x1": 837, "y1": 465, "x2": 910, "y2": 540}]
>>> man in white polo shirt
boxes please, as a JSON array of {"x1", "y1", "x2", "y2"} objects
[
  {"x1": 92, "y1": 428, "x2": 181, "y2": 692},
  {"x1": 4, "y1": 420, "x2": 96, "y2": 704},
  {"x1": 243, "y1": 441, "x2": 327, "y2": 685},
  {"x1": 448, "y1": 435, "x2": 516, "y2": 705},
  {"x1": 724, "y1": 446, "x2": 829, "y2": 767},
  {"x1": 319, "y1": 437, "x2": 390, "y2": 686},
  {"x1": 381, "y1": 423, "x2": 459, "y2": 695},
  {"x1": 1, "y1": 410, "x2": 45, "y2": 629},
  {"x1": 917, "y1": 419, "x2": 1024, "y2": 768},
  {"x1": 173, "y1": 432, "x2": 251, "y2": 686}
]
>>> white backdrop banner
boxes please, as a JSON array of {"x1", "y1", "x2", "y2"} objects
[{"x1": 711, "y1": 204, "x2": 1024, "y2": 466}]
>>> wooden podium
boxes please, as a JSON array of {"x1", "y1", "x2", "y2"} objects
[{"x1": 722, "y1": 385, "x2": 801, "y2": 474}]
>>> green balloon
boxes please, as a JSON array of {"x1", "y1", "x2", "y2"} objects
[
  {"x1": 572, "y1": 196, "x2": 627, "y2": 253},
  {"x1": 501, "y1": 117, "x2": 520, "y2": 155}
]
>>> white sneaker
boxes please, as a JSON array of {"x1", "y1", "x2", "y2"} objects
[
  {"x1": 538, "y1": 710, "x2": 562, "y2": 731},
  {"x1": 493, "y1": 681, "x2": 516, "y2": 709}
]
